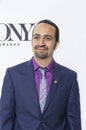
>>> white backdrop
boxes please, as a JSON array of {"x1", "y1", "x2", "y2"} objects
[{"x1": 0, "y1": 0, "x2": 86, "y2": 129}]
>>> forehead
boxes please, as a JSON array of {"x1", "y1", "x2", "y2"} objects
[{"x1": 33, "y1": 23, "x2": 56, "y2": 36}]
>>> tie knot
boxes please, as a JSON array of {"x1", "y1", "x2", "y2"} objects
[{"x1": 38, "y1": 68, "x2": 46, "y2": 76}]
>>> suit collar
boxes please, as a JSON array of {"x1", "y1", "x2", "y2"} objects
[{"x1": 43, "y1": 62, "x2": 64, "y2": 113}]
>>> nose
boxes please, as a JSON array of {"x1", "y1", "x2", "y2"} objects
[{"x1": 39, "y1": 37, "x2": 45, "y2": 46}]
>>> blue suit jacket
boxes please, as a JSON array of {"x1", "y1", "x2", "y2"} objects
[{"x1": 0, "y1": 59, "x2": 81, "y2": 130}]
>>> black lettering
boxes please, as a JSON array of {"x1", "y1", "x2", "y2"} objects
[
  {"x1": 20, "y1": 23, "x2": 35, "y2": 41},
  {"x1": 8, "y1": 24, "x2": 22, "y2": 41},
  {"x1": 0, "y1": 23, "x2": 10, "y2": 41}
]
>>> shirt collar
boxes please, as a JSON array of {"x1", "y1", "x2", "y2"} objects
[
  {"x1": 32, "y1": 57, "x2": 39, "y2": 71},
  {"x1": 32, "y1": 57, "x2": 54, "y2": 72}
]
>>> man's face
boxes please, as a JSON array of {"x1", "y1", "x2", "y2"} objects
[{"x1": 32, "y1": 23, "x2": 58, "y2": 59}]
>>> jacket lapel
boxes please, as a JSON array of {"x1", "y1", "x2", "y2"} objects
[
  {"x1": 20, "y1": 60, "x2": 41, "y2": 115},
  {"x1": 43, "y1": 62, "x2": 63, "y2": 113}
]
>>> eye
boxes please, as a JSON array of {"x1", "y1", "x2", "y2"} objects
[
  {"x1": 45, "y1": 36, "x2": 52, "y2": 41},
  {"x1": 32, "y1": 35, "x2": 40, "y2": 40}
]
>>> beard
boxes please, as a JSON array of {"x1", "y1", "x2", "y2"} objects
[{"x1": 34, "y1": 45, "x2": 49, "y2": 59}]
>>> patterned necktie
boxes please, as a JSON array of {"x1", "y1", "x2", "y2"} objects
[{"x1": 39, "y1": 68, "x2": 47, "y2": 113}]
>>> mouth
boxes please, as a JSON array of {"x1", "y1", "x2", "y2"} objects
[
  {"x1": 38, "y1": 47, "x2": 46, "y2": 50},
  {"x1": 37, "y1": 48, "x2": 46, "y2": 53},
  {"x1": 35, "y1": 46, "x2": 48, "y2": 53}
]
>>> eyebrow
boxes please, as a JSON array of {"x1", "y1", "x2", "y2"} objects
[{"x1": 32, "y1": 34, "x2": 53, "y2": 38}]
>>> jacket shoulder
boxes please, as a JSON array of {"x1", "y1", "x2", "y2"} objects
[
  {"x1": 54, "y1": 62, "x2": 77, "y2": 78},
  {"x1": 6, "y1": 59, "x2": 32, "y2": 73}
]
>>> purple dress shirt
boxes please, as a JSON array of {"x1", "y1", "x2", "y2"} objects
[{"x1": 32, "y1": 58, "x2": 54, "y2": 95}]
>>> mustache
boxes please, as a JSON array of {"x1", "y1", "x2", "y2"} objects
[{"x1": 35, "y1": 45, "x2": 48, "y2": 50}]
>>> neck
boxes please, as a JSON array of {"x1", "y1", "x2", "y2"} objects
[{"x1": 34, "y1": 56, "x2": 53, "y2": 68}]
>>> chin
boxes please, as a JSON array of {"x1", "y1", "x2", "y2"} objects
[{"x1": 35, "y1": 53, "x2": 49, "y2": 59}]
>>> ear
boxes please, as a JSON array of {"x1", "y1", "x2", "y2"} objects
[{"x1": 54, "y1": 41, "x2": 60, "y2": 50}]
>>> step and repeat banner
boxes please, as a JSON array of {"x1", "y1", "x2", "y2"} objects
[{"x1": 0, "y1": 0, "x2": 86, "y2": 129}]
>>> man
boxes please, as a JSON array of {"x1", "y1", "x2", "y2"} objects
[{"x1": 0, "y1": 19, "x2": 81, "y2": 130}]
